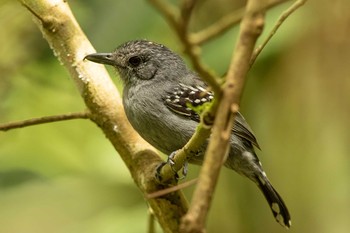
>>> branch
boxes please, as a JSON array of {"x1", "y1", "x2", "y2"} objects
[
  {"x1": 190, "y1": 7, "x2": 245, "y2": 45},
  {"x1": 147, "y1": 178, "x2": 198, "y2": 199},
  {"x1": 148, "y1": 0, "x2": 179, "y2": 30},
  {"x1": 181, "y1": 0, "x2": 266, "y2": 232},
  {"x1": 19, "y1": 1, "x2": 188, "y2": 232},
  {"x1": 0, "y1": 112, "x2": 89, "y2": 131},
  {"x1": 250, "y1": 0, "x2": 307, "y2": 65},
  {"x1": 179, "y1": 0, "x2": 197, "y2": 29},
  {"x1": 190, "y1": 0, "x2": 290, "y2": 45},
  {"x1": 148, "y1": 209, "x2": 156, "y2": 233},
  {"x1": 148, "y1": 0, "x2": 221, "y2": 93}
]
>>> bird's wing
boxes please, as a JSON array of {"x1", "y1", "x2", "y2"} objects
[
  {"x1": 163, "y1": 83, "x2": 213, "y2": 122},
  {"x1": 233, "y1": 112, "x2": 260, "y2": 149},
  {"x1": 163, "y1": 83, "x2": 260, "y2": 149}
]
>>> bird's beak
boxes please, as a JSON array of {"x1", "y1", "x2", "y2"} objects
[{"x1": 84, "y1": 53, "x2": 115, "y2": 66}]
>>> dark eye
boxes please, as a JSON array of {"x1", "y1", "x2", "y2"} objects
[{"x1": 128, "y1": 56, "x2": 142, "y2": 67}]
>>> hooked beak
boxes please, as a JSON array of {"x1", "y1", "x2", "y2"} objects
[{"x1": 84, "y1": 53, "x2": 115, "y2": 66}]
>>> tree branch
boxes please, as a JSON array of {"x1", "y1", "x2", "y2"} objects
[
  {"x1": 179, "y1": 0, "x2": 197, "y2": 29},
  {"x1": 148, "y1": 208, "x2": 156, "y2": 233},
  {"x1": 148, "y1": 0, "x2": 221, "y2": 93},
  {"x1": 148, "y1": 0, "x2": 179, "y2": 31},
  {"x1": 250, "y1": 0, "x2": 307, "y2": 66},
  {"x1": 0, "y1": 112, "x2": 90, "y2": 131},
  {"x1": 147, "y1": 178, "x2": 198, "y2": 199},
  {"x1": 190, "y1": 7, "x2": 245, "y2": 45},
  {"x1": 18, "y1": 1, "x2": 187, "y2": 232},
  {"x1": 190, "y1": 0, "x2": 290, "y2": 45},
  {"x1": 181, "y1": 0, "x2": 266, "y2": 232}
]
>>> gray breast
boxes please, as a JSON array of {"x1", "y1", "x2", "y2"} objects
[{"x1": 123, "y1": 85, "x2": 198, "y2": 154}]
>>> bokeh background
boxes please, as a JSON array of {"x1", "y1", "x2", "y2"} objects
[{"x1": 1, "y1": 0, "x2": 349, "y2": 233}]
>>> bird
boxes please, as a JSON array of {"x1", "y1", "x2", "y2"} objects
[{"x1": 84, "y1": 39, "x2": 291, "y2": 228}]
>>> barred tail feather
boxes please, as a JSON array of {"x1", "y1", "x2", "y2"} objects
[{"x1": 257, "y1": 175, "x2": 291, "y2": 229}]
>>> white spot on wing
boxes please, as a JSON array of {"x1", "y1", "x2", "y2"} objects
[
  {"x1": 242, "y1": 151, "x2": 255, "y2": 161},
  {"x1": 276, "y1": 213, "x2": 287, "y2": 228},
  {"x1": 271, "y1": 203, "x2": 280, "y2": 214}
]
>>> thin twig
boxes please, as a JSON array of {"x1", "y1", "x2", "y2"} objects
[
  {"x1": 148, "y1": 0, "x2": 179, "y2": 30},
  {"x1": 148, "y1": 0, "x2": 221, "y2": 93},
  {"x1": 190, "y1": 7, "x2": 245, "y2": 45},
  {"x1": 147, "y1": 178, "x2": 198, "y2": 199},
  {"x1": 148, "y1": 208, "x2": 155, "y2": 233},
  {"x1": 190, "y1": 0, "x2": 290, "y2": 45},
  {"x1": 179, "y1": 0, "x2": 197, "y2": 31},
  {"x1": 183, "y1": 42, "x2": 221, "y2": 92},
  {"x1": 0, "y1": 112, "x2": 90, "y2": 131},
  {"x1": 250, "y1": 0, "x2": 307, "y2": 65},
  {"x1": 179, "y1": 0, "x2": 221, "y2": 92}
]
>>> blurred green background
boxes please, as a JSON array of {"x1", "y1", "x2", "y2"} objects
[{"x1": 1, "y1": 0, "x2": 349, "y2": 232}]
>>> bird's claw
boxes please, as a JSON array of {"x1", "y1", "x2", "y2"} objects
[
  {"x1": 155, "y1": 161, "x2": 168, "y2": 182},
  {"x1": 155, "y1": 151, "x2": 188, "y2": 182}
]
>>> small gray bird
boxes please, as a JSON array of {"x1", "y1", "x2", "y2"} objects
[{"x1": 84, "y1": 40, "x2": 291, "y2": 228}]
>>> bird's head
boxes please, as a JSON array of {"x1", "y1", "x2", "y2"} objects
[{"x1": 84, "y1": 40, "x2": 188, "y2": 87}]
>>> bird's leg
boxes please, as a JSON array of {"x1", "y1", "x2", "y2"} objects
[
  {"x1": 155, "y1": 151, "x2": 189, "y2": 181},
  {"x1": 168, "y1": 151, "x2": 189, "y2": 180},
  {"x1": 167, "y1": 151, "x2": 177, "y2": 167}
]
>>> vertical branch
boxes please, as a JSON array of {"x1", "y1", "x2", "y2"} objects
[
  {"x1": 148, "y1": 0, "x2": 179, "y2": 30},
  {"x1": 180, "y1": 0, "x2": 266, "y2": 232},
  {"x1": 180, "y1": 0, "x2": 197, "y2": 29}
]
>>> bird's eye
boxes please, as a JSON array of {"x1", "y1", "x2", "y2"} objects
[{"x1": 128, "y1": 56, "x2": 142, "y2": 67}]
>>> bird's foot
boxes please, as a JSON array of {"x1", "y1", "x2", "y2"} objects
[{"x1": 155, "y1": 151, "x2": 188, "y2": 182}]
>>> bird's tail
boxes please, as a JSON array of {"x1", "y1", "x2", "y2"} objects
[{"x1": 256, "y1": 174, "x2": 291, "y2": 229}]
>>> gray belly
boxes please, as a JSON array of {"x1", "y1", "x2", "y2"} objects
[{"x1": 123, "y1": 96, "x2": 198, "y2": 155}]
